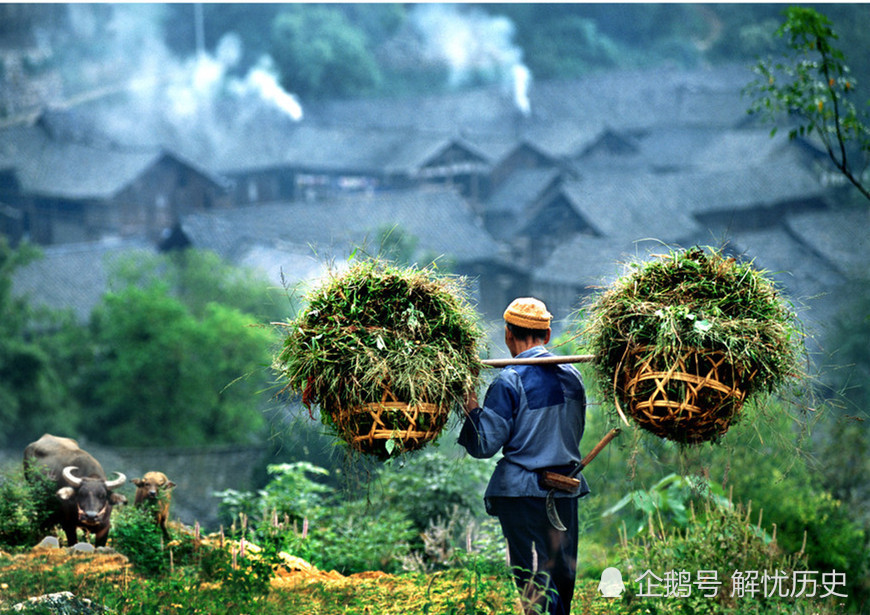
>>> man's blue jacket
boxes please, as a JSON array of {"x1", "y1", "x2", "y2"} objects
[{"x1": 458, "y1": 345, "x2": 589, "y2": 509}]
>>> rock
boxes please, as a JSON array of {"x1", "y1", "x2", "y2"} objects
[
  {"x1": 35, "y1": 536, "x2": 60, "y2": 549},
  {"x1": 12, "y1": 591, "x2": 109, "y2": 613},
  {"x1": 69, "y1": 542, "x2": 95, "y2": 553}
]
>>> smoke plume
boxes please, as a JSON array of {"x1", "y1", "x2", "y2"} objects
[
  {"x1": 59, "y1": 5, "x2": 302, "y2": 163},
  {"x1": 409, "y1": 4, "x2": 532, "y2": 114}
]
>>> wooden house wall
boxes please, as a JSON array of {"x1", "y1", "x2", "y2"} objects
[
  {"x1": 112, "y1": 157, "x2": 229, "y2": 239},
  {"x1": 529, "y1": 280, "x2": 588, "y2": 326},
  {"x1": 695, "y1": 197, "x2": 828, "y2": 235},
  {"x1": 231, "y1": 169, "x2": 296, "y2": 205},
  {"x1": 522, "y1": 193, "x2": 597, "y2": 267}
]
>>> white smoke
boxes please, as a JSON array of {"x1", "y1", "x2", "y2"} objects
[
  {"x1": 58, "y1": 5, "x2": 303, "y2": 162},
  {"x1": 511, "y1": 64, "x2": 531, "y2": 117},
  {"x1": 410, "y1": 4, "x2": 532, "y2": 114},
  {"x1": 164, "y1": 33, "x2": 303, "y2": 123},
  {"x1": 238, "y1": 61, "x2": 303, "y2": 122}
]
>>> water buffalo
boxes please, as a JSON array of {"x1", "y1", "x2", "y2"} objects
[
  {"x1": 23, "y1": 434, "x2": 126, "y2": 548},
  {"x1": 132, "y1": 471, "x2": 175, "y2": 539}
]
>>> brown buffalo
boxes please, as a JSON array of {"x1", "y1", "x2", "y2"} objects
[
  {"x1": 132, "y1": 471, "x2": 175, "y2": 539},
  {"x1": 23, "y1": 434, "x2": 126, "y2": 548}
]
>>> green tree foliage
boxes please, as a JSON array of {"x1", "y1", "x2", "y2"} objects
[
  {"x1": 79, "y1": 281, "x2": 275, "y2": 446},
  {"x1": 107, "y1": 249, "x2": 289, "y2": 323},
  {"x1": 523, "y1": 15, "x2": 621, "y2": 78},
  {"x1": 746, "y1": 6, "x2": 870, "y2": 202},
  {"x1": 270, "y1": 5, "x2": 381, "y2": 100},
  {"x1": 0, "y1": 239, "x2": 78, "y2": 447}
]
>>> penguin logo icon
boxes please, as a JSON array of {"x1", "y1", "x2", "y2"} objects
[{"x1": 598, "y1": 567, "x2": 626, "y2": 597}]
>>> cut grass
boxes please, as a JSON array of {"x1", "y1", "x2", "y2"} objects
[
  {"x1": 274, "y1": 259, "x2": 484, "y2": 458},
  {"x1": 580, "y1": 247, "x2": 806, "y2": 442}
]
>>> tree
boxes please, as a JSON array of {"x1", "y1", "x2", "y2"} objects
[
  {"x1": 746, "y1": 6, "x2": 870, "y2": 202},
  {"x1": 269, "y1": 5, "x2": 381, "y2": 99},
  {"x1": 107, "y1": 249, "x2": 291, "y2": 323},
  {"x1": 0, "y1": 239, "x2": 80, "y2": 447},
  {"x1": 69, "y1": 249, "x2": 288, "y2": 447},
  {"x1": 80, "y1": 281, "x2": 276, "y2": 447}
]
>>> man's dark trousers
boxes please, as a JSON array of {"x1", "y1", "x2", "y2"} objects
[{"x1": 490, "y1": 496, "x2": 579, "y2": 615}]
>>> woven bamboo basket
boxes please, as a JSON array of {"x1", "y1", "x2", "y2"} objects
[
  {"x1": 617, "y1": 346, "x2": 755, "y2": 444},
  {"x1": 330, "y1": 389, "x2": 450, "y2": 459}
]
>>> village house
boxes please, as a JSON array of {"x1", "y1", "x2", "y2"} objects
[
  {"x1": 0, "y1": 112, "x2": 230, "y2": 245},
  {"x1": 172, "y1": 187, "x2": 517, "y2": 322},
  {"x1": 6, "y1": 62, "x2": 868, "y2": 349}
]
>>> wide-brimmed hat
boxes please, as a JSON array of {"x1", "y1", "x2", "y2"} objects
[{"x1": 503, "y1": 297, "x2": 552, "y2": 330}]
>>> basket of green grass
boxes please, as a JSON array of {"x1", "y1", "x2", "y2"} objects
[
  {"x1": 274, "y1": 259, "x2": 484, "y2": 458},
  {"x1": 582, "y1": 247, "x2": 804, "y2": 444}
]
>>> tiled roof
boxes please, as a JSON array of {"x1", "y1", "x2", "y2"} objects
[
  {"x1": 557, "y1": 176, "x2": 703, "y2": 241},
  {"x1": 180, "y1": 187, "x2": 501, "y2": 268},
  {"x1": 533, "y1": 235, "x2": 651, "y2": 289},
  {"x1": 785, "y1": 208, "x2": 870, "y2": 277},
  {"x1": 0, "y1": 123, "x2": 162, "y2": 199},
  {"x1": 726, "y1": 227, "x2": 846, "y2": 341},
  {"x1": 485, "y1": 168, "x2": 561, "y2": 216},
  {"x1": 11, "y1": 239, "x2": 156, "y2": 322},
  {"x1": 215, "y1": 123, "x2": 494, "y2": 177},
  {"x1": 308, "y1": 64, "x2": 753, "y2": 138},
  {"x1": 0, "y1": 120, "x2": 227, "y2": 199}
]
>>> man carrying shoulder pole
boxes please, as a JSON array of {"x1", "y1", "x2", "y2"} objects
[{"x1": 458, "y1": 297, "x2": 588, "y2": 615}]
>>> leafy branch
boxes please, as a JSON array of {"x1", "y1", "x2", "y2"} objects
[{"x1": 745, "y1": 6, "x2": 870, "y2": 202}]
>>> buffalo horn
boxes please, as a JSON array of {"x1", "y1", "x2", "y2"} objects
[
  {"x1": 62, "y1": 466, "x2": 83, "y2": 487},
  {"x1": 105, "y1": 472, "x2": 126, "y2": 490}
]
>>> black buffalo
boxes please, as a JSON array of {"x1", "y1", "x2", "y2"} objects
[{"x1": 23, "y1": 434, "x2": 126, "y2": 548}]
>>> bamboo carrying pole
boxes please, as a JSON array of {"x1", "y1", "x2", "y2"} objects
[{"x1": 480, "y1": 354, "x2": 593, "y2": 368}]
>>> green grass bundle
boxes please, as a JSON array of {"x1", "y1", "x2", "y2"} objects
[
  {"x1": 582, "y1": 247, "x2": 805, "y2": 444},
  {"x1": 274, "y1": 259, "x2": 484, "y2": 458}
]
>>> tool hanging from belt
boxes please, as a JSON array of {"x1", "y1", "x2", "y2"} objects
[{"x1": 542, "y1": 428, "x2": 621, "y2": 531}]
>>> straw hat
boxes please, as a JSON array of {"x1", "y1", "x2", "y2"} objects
[{"x1": 503, "y1": 297, "x2": 552, "y2": 330}]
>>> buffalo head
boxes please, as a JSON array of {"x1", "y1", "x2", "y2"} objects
[
  {"x1": 58, "y1": 466, "x2": 126, "y2": 533},
  {"x1": 132, "y1": 471, "x2": 175, "y2": 505}
]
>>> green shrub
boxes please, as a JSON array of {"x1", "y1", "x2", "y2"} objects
[
  {"x1": 215, "y1": 461, "x2": 332, "y2": 530},
  {"x1": 604, "y1": 473, "x2": 732, "y2": 538},
  {"x1": 0, "y1": 467, "x2": 56, "y2": 550},
  {"x1": 199, "y1": 538, "x2": 280, "y2": 605},
  {"x1": 617, "y1": 499, "x2": 844, "y2": 614},
  {"x1": 214, "y1": 461, "x2": 417, "y2": 574},
  {"x1": 111, "y1": 505, "x2": 201, "y2": 576},
  {"x1": 258, "y1": 499, "x2": 416, "y2": 575},
  {"x1": 375, "y1": 445, "x2": 494, "y2": 534},
  {"x1": 110, "y1": 505, "x2": 170, "y2": 575}
]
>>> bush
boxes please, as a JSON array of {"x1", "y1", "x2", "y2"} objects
[
  {"x1": 199, "y1": 537, "x2": 280, "y2": 604},
  {"x1": 618, "y1": 499, "x2": 844, "y2": 614},
  {"x1": 214, "y1": 460, "x2": 417, "y2": 575},
  {"x1": 375, "y1": 445, "x2": 494, "y2": 534},
  {"x1": 111, "y1": 504, "x2": 201, "y2": 576},
  {"x1": 299, "y1": 500, "x2": 416, "y2": 574},
  {"x1": 0, "y1": 467, "x2": 56, "y2": 550},
  {"x1": 110, "y1": 505, "x2": 170, "y2": 575}
]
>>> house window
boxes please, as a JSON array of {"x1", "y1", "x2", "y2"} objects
[{"x1": 247, "y1": 180, "x2": 259, "y2": 203}]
